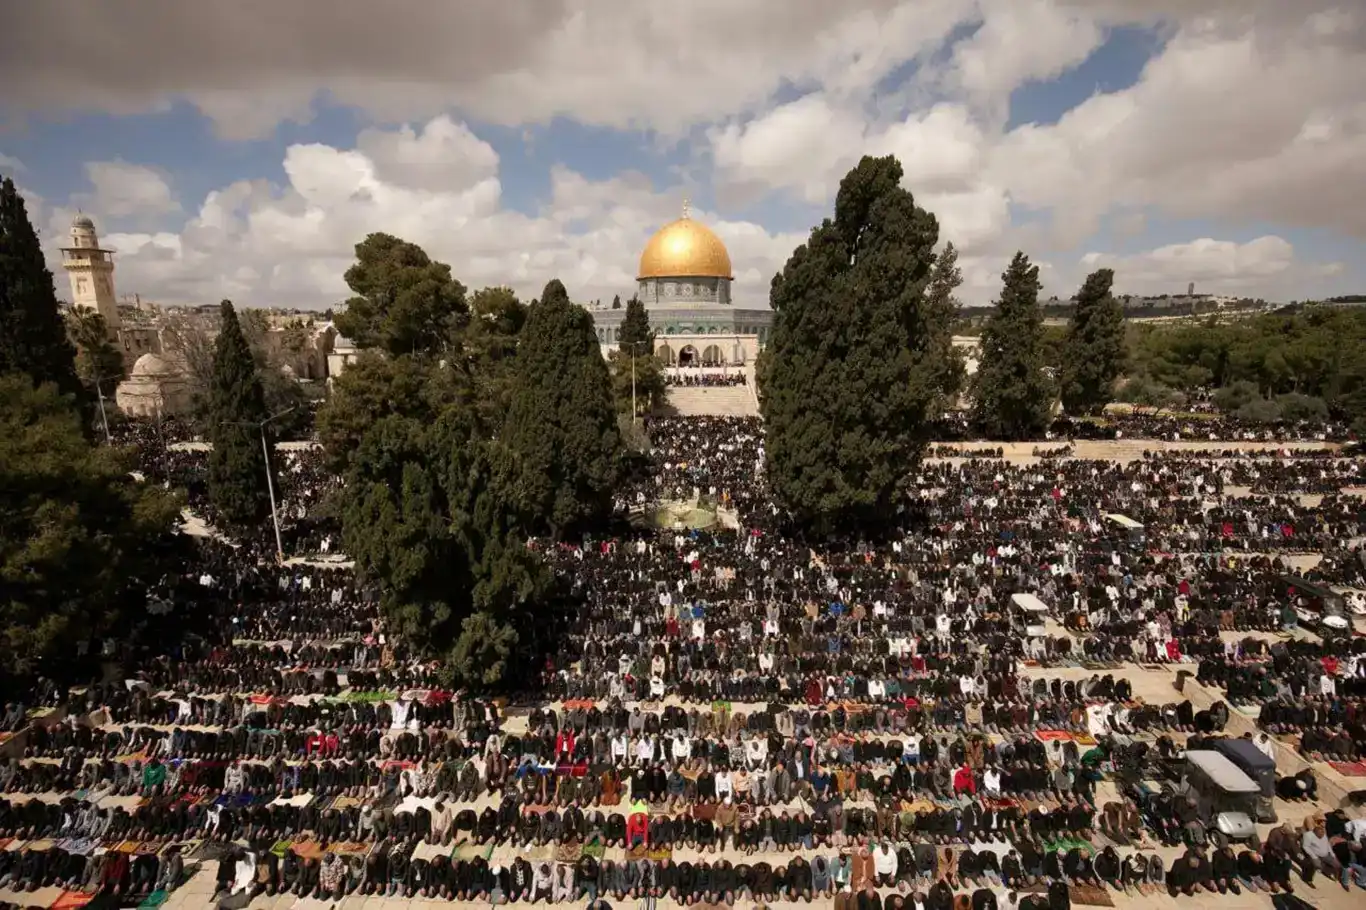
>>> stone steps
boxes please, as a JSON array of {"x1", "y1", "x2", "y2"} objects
[{"x1": 663, "y1": 385, "x2": 759, "y2": 417}]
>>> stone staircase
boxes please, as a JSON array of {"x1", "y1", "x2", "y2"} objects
[{"x1": 663, "y1": 384, "x2": 759, "y2": 417}]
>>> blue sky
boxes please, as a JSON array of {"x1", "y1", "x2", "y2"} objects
[{"x1": 1, "y1": 0, "x2": 1361, "y2": 308}]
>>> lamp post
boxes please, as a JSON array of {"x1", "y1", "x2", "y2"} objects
[
  {"x1": 225, "y1": 406, "x2": 296, "y2": 563},
  {"x1": 92, "y1": 376, "x2": 112, "y2": 445},
  {"x1": 623, "y1": 340, "x2": 651, "y2": 425}
]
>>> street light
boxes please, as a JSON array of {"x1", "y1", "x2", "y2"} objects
[
  {"x1": 622, "y1": 340, "x2": 651, "y2": 425},
  {"x1": 92, "y1": 376, "x2": 113, "y2": 445},
  {"x1": 224, "y1": 406, "x2": 296, "y2": 563}
]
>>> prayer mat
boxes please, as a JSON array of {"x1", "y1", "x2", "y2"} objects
[
  {"x1": 115, "y1": 840, "x2": 142, "y2": 854},
  {"x1": 1329, "y1": 761, "x2": 1366, "y2": 777},
  {"x1": 327, "y1": 795, "x2": 363, "y2": 810},
  {"x1": 270, "y1": 839, "x2": 293, "y2": 858},
  {"x1": 291, "y1": 839, "x2": 325, "y2": 860},
  {"x1": 581, "y1": 842, "x2": 605, "y2": 860},
  {"x1": 1068, "y1": 884, "x2": 1114, "y2": 907},
  {"x1": 451, "y1": 842, "x2": 495, "y2": 861},
  {"x1": 648, "y1": 846, "x2": 673, "y2": 862},
  {"x1": 331, "y1": 841, "x2": 370, "y2": 856},
  {"x1": 1034, "y1": 731, "x2": 1072, "y2": 743},
  {"x1": 50, "y1": 891, "x2": 94, "y2": 910},
  {"x1": 555, "y1": 843, "x2": 582, "y2": 863},
  {"x1": 135, "y1": 842, "x2": 162, "y2": 856},
  {"x1": 190, "y1": 841, "x2": 234, "y2": 862},
  {"x1": 138, "y1": 890, "x2": 169, "y2": 909}
]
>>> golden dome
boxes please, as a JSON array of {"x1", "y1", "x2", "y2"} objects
[{"x1": 638, "y1": 211, "x2": 733, "y2": 281}]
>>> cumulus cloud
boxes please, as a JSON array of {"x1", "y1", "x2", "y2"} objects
[
  {"x1": 78, "y1": 161, "x2": 179, "y2": 218},
  {"x1": 1077, "y1": 236, "x2": 1342, "y2": 297},
  {"x1": 38, "y1": 118, "x2": 804, "y2": 310}
]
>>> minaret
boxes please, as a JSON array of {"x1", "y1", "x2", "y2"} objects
[{"x1": 60, "y1": 214, "x2": 120, "y2": 334}]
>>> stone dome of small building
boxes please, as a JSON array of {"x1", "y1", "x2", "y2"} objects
[{"x1": 131, "y1": 352, "x2": 174, "y2": 377}]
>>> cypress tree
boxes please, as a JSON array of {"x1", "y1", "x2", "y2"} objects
[
  {"x1": 619, "y1": 296, "x2": 654, "y2": 348},
  {"x1": 0, "y1": 177, "x2": 83, "y2": 403},
  {"x1": 970, "y1": 252, "x2": 1054, "y2": 439},
  {"x1": 501, "y1": 279, "x2": 623, "y2": 537},
  {"x1": 1059, "y1": 268, "x2": 1127, "y2": 416},
  {"x1": 206, "y1": 300, "x2": 274, "y2": 528},
  {"x1": 760, "y1": 155, "x2": 948, "y2": 528}
]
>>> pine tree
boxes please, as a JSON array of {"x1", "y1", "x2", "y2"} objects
[
  {"x1": 1, "y1": 375, "x2": 181, "y2": 673},
  {"x1": 1059, "y1": 268, "x2": 1126, "y2": 416},
  {"x1": 500, "y1": 279, "x2": 623, "y2": 537},
  {"x1": 0, "y1": 177, "x2": 83, "y2": 403},
  {"x1": 334, "y1": 233, "x2": 468, "y2": 356},
  {"x1": 760, "y1": 155, "x2": 949, "y2": 528},
  {"x1": 970, "y1": 252, "x2": 1054, "y2": 439},
  {"x1": 206, "y1": 300, "x2": 274, "y2": 528}
]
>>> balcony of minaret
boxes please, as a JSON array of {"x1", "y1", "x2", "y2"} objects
[{"x1": 63, "y1": 249, "x2": 113, "y2": 267}]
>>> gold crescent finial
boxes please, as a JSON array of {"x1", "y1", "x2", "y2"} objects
[{"x1": 681, "y1": 197, "x2": 691, "y2": 220}]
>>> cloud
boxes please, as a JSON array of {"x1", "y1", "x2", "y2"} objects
[
  {"x1": 355, "y1": 115, "x2": 499, "y2": 193},
  {"x1": 79, "y1": 161, "x2": 179, "y2": 217},
  {"x1": 989, "y1": 11, "x2": 1366, "y2": 247},
  {"x1": 1078, "y1": 236, "x2": 1341, "y2": 297},
  {"x1": 37, "y1": 117, "x2": 803, "y2": 310},
  {"x1": 0, "y1": 152, "x2": 25, "y2": 174},
  {"x1": 705, "y1": 2, "x2": 1365, "y2": 291},
  {"x1": 940, "y1": 0, "x2": 1105, "y2": 117},
  {"x1": 0, "y1": 0, "x2": 977, "y2": 139},
  {"x1": 10, "y1": 1, "x2": 1363, "y2": 308}
]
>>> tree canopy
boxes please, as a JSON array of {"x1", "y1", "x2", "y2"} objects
[
  {"x1": 66, "y1": 309, "x2": 126, "y2": 395},
  {"x1": 334, "y1": 232, "x2": 468, "y2": 357},
  {"x1": 0, "y1": 177, "x2": 83, "y2": 405},
  {"x1": 759, "y1": 154, "x2": 950, "y2": 528},
  {"x1": 317, "y1": 243, "x2": 616, "y2": 687},
  {"x1": 205, "y1": 300, "x2": 274, "y2": 529},
  {"x1": 500, "y1": 279, "x2": 624, "y2": 537},
  {"x1": 1059, "y1": 268, "x2": 1126, "y2": 416},
  {"x1": 0, "y1": 376, "x2": 181, "y2": 674},
  {"x1": 970, "y1": 252, "x2": 1053, "y2": 440},
  {"x1": 1126, "y1": 307, "x2": 1366, "y2": 433}
]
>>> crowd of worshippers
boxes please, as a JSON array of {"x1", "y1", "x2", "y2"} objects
[
  {"x1": 923, "y1": 411, "x2": 1353, "y2": 444},
  {"x1": 1195, "y1": 636, "x2": 1366, "y2": 763},
  {"x1": 3, "y1": 415, "x2": 1366, "y2": 906},
  {"x1": 664, "y1": 369, "x2": 748, "y2": 387}
]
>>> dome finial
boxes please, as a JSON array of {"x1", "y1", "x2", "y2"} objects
[{"x1": 681, "y1": 197, "x2": 691, "y2": 220}]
